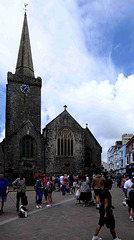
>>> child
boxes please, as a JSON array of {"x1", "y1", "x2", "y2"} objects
[
  {"x1": 46, "y1": 178, "x2": 53, "y2": 207},
  {"x1": 73, "y1": 180, "x2": 77, "y2": 193},
  {"x1": 75, "y1": 184, "x2": 80, "y2": 204},
  {"x1": 129, "y1": 184, "x2": 134, "y2": 222}
]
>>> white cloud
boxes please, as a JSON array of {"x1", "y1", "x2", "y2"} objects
[
  {"x1": 0, "y1": 129, "x2": 5, "y2": 143},
  {"x1": 1, "y1": 0, "x2": 134, "y2": 164},
  {"x1": 41, "y1": 73, "x2": 134, "y2": 162}
]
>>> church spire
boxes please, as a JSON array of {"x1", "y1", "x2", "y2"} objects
[{"x1": 15, "y1": 12, "x2": 34, "y2": 77}]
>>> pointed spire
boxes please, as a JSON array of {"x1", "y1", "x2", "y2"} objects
[{"x1": 15, "y1": 12, "x2": 34, "y2": 77}]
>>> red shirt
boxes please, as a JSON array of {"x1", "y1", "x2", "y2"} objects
[{"x1": 43, "y1": 177, "x2": 48, "y2": 187}]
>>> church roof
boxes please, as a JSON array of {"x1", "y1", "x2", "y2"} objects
[
  {"x1": 4, "y1": 120, "x2": 41, "y2": 142},
  {"x1": 15, "y1": 13, "x2": 34, "y2": 77},
  {"x1": 43, "y1": 108, "x2": 102, "y2": 149},
  {"x1": 44, "y1": 109, "x2": 83, "y2": 130}
]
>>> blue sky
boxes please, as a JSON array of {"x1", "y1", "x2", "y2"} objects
[{"x1": 1, "y1": 0, "x2": 134, "y2": 162}]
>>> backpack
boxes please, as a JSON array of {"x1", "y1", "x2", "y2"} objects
[{"x1": 51, "y1": 183, "x2": 55, "y2": 192}]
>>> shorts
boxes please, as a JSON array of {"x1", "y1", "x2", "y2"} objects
[
  {"x1": 129, "y1": 200, "x2": 134, "y2": 209},
  {"x1": 94, "y1": 189, "x2": 102, "y2": 196},
  {"x1": 126, "y1": 199, "x2": 132, "y2": 207},
  {"x1": 0, "y1": 195, "x2": 7, "y2": 202},
  {"x1": 48, "y1": 189, "x2": 52, "y2": 194},
  {"x1": 99, "y1": 213, "x2": 115, "y2": 229}
]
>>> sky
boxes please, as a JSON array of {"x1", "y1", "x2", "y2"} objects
[{"x1": 1, "y1": 0, "x2": 134, "y2": 163}]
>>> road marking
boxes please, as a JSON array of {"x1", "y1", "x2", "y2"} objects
[{"x1": 0, "y1": 198, "x2": 74, "y2": 226}]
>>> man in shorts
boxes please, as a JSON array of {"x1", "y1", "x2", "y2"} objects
[
  {"x1": 92, "y1": 171, "x2": 105, "y2": 209},
  {"x1": 124, "y1": 172, "x2": 134, "y2": 220},
  {"x1": 0, "y1": 173, "x2": 9, "y2": 215},
  {"x1": 92, "y1": 179, "x2": 121, "y2": 240}
]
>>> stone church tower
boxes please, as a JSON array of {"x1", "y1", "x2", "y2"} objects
[
  {"x1": 0, "y1": 13, "x2": 44, "y2": 183},
  {"x1": 6, "y1": 13, "x2": 41, "y2": 138},
  {"x1": 0, "y1": 13, "x2": 102, "y2": 183}
]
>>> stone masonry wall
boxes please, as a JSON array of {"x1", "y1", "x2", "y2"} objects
[
  {"x1": 44, "y1": 111, "x2": 92, "y2": 176},
  {"x1": 6, "y1": 72, "x2": 42, "y2": 138},
  {"x1": 3, "y1": 122, "x2": 44, "y2": 184}
]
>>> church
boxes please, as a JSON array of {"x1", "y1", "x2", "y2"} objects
[{"x1": 0, "y1": 13, "x2": 102, "y2": 183}]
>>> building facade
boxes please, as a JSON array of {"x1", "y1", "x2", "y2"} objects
[
  {"x1": 107, "y1": 134, "x2": 134, "y2": 175},
  {"x1": 0, "y1": 13, "x2": 102, "y2": 183},
  {"x1": 116, "y1": 145, "x2": 126, "y2": 174},
  {"x1": 126, "y1": 136, "x2": 134, "y2": 175},
  {"x1": 43, "y1": 108, "x2": 101, "y2": 175}
]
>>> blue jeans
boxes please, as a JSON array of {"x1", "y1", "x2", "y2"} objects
[
  {"x1": 36, "y1": 190, "x2": 44, "y2": 205},
  {"x1": 62, "y1": 185, "x2": 66, "y2": 195}
]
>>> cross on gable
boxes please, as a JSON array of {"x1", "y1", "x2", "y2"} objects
[{"x1": 63, "y1": 105, "x2": 67, "y2": 111}]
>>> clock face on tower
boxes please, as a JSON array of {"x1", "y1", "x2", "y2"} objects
[{"x1": 20, "y1": 85, "x2": 30, "y2": 93}]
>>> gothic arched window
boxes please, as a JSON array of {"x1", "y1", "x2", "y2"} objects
[
  {"x1": 56, "y1": 128, "x2": 75, "y2": 157},
  {"x1": 20, "y1": 136, "x2": 36, "y2": 160}
]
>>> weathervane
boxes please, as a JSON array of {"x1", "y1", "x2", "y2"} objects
[{"x1": 24, "y1": 3, "x2": 28, "y2": 13}]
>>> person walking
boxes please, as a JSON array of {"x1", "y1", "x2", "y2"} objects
[
  {"x1": 12, "y1": 173, "x2": 26, "y2": 212},
  {"x1": 92, "y1": 179, "x2": 122, "y2": 240},
  {"x1": 62, "y1": 174, "x2": 69, "y2": 195},
  {"x1": 59, "y1": 173, "x2": 64, "y2": 192},
  {"x1": 92, "y1": 171, "x2": 105, "y2": 209},
  {"x1": 124, "y1": 172, "x2": 134, "y2": 221},
  {"x1": 69, "y1": 173, "x2": 74, "y2": 194},
  {"x1": 129, "y1": 184, "x2": 134, "y2": 222},
  {"x1": 80, "y1": 175, "x2": 91, "y2": 207},
  {"x1": 121, "y1": 174, "x2": 128, "y2": 192},
  {"x1": 0, "y1": 173, "x2": 9, "y2": 215},
  {"x1": 117, "y1": 173, "x2": 122, "y2": 188}
]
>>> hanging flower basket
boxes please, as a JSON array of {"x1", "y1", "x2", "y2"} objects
[{"x1": 63, "y1": 161, "x2": 70, "y2": 167}]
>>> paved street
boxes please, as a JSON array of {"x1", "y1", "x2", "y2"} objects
[{"x1": 0, "y1": 183, "x2": 134, "y2": 240}]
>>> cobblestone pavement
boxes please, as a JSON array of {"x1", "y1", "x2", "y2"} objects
[{"x1": 0, "y1": 183, "x2": 134, "y2": 240}]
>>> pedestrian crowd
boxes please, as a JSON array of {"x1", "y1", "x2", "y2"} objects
[{"x1": 1, "y1": 170, "x2": 134, "y2": 240}]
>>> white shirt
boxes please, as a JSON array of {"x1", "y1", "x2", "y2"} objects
[
  {"x1": 75, "y1": 189, "x2": 80, "y2": 197},
  {"x1": 124, "y1": 179, "x2": 133, "y2": 197},
  {"x1": 60, "y1": 176, "x2": 63, "y2": 184}
]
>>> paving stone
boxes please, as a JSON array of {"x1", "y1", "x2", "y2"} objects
[{"x1": 0, "y1": 184, "x2": 134, "y2": 240}]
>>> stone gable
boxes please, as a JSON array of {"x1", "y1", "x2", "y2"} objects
[{"x1": 43, "y1": 110, "x2": 101, "y2": 175}]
